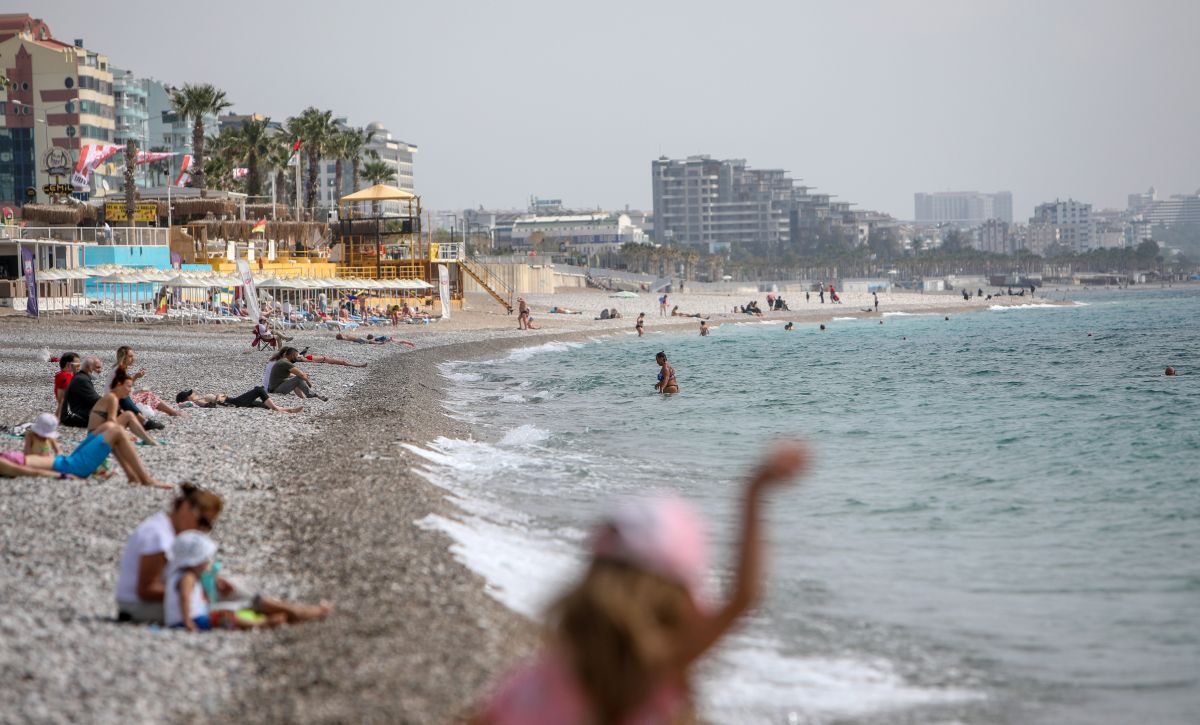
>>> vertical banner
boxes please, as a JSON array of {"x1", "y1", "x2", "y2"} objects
[
  {"x1": 438, "y1": 264, "x2": 451, "y2": 320},
  {"x1": 268, "y1": 238, "x2": 277, "y2": 261},
  {"x1": 225, "y1": 241, "x2": 236, "y2": 260},
  {"x1": 21, "y1": 247, "x2": 38, "y2": 318},
  {"x1": 170, "y1": 251, "x2": 182, "y2": 270},
  {"x1": 235, "y1": 259, "x2": 261, "y2": 321}
]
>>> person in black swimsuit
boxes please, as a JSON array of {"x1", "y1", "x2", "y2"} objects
[
  {"x1": 654, "y1": 352, "x2": 679, "y2": 395},
  {"x1": 636, "y1": 313, "x2": 645, "y2": 337}
]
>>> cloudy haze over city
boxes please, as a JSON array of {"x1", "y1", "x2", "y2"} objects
[{"x1": 29, "y1": 0, "x2": 1200, "y2": 217}]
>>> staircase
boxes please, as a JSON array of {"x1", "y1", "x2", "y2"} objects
[{"x1": 460, "y1": 256, "x2": 514, "y2": 313}]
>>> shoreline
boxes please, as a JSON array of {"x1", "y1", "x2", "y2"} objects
[{"x1": 0, "y1": 293, "x2": 1077, "y2": 722}]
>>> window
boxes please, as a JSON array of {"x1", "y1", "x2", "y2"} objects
[{"x1": 65, "y1": 126, "x2": 76, "y2": 138}]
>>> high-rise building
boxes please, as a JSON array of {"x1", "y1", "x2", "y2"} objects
[
  {"x1": 651, "y1": 156, "x2": 797, "y2": 253},
  {"x1": 0, "y1": 14, "x2": 114, "y2": 204},
  {"x1": 111, "y1": 67, "x2": 148, "y2": 152},
  {"x1": 317, "y1": 119, "x2": 416, "y2": 211},
  {"x1": 974, "y1": 219, "x2": 1015, "y2": 254},
  {"x1": 1031, "y1": 198, "x2": 1092, "y2": 252},
  {"x1": 914, "y1": 190, "x2": 1013, "y2": 226},
  {"x1": 1140, "y1": 190, "x2": 1200, "y2": 228}
]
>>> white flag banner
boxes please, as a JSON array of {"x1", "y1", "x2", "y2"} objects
[
  {"x1": 235, "y1": 259, "x2": 261, "y2": 321},
  {"x1": 438, "y1": 264, "x2": 451, "y2": 320},
  {"x1": 233, "y1": 167, "x2": 249, "y2": 179},
  {"x1": 72, "y1": 143, "x2": 121, "y2": 188}
]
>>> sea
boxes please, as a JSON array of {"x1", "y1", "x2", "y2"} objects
[{"x1": 408, "y1": 288, "x2": 1199, "y2": 724}]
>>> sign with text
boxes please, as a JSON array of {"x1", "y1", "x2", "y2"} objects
[
  {"x1": 104, "y1": 202, "x2": 157, "y2": 223},
  {"x1": 43, "y1": 183, "x2": 74, "y2": 196}
]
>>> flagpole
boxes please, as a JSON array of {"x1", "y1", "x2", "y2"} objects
[{"x1": 167, "y1": 155, "x2": 173, "y2": 230}]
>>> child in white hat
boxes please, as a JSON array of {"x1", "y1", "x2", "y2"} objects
[
  {"x1": 23, "y1": 413, "x2": 62, "y2": 458},
  {"x1": 166, "y1": 530, "x2": 219, "y2": 631}
]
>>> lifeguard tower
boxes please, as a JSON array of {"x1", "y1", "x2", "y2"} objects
[{"x1": 335, "y1": 184, "x2": 513, "y2": 312}]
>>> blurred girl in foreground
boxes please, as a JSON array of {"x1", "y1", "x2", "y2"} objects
[{"x1": 473, "y1": 441, "x2": 809, "y2": 724}]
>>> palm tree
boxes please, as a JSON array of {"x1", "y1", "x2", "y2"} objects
[
  {"x1": 232, "y1": 117, "x2": 273, "y2": 198},
  {"x1": 169, "y1": 83, "x2": 232, "y2": 198},
  {"x1": 265, "y1": 134, "x2": 293, "y2": 215},
  {"x1": 123, "y1": 138, "x2": 138, "y2": 226},
  {"x1": 288, "y1": 107, "x2": 336, "y2": 220},
  {"x1": 330, "y1": 129, "x2": 353, "y2": 206},
  {"x1": 147, "y1": 145, "x2": 171, "y2": 186},
  {"x1": 344, "y1": 126, "x2": 376, "y2": 192},
  {"x1": 360, "y1": 159, "x2": 396, "y2": 216}
]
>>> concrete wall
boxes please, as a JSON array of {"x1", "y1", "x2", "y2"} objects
[
  {"x1": 462, "y1": 261, "x2": 567, "y2": 295},
  {"x1": 80, "y1": 245, "x2": 171, "y2": 268}
]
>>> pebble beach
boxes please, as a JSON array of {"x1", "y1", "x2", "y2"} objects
[{"x1": 0, "y1": 288, "x2": 1042, "y2": 723}]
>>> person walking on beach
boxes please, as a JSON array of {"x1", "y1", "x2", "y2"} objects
[
  {"x1": 636, "y1": 313, "x2": 645, "y2": 337},
  {"x1": 654, "y1": 352, "x2": 679, "y2": 395},
  {"x1": 472, "y1": 441, "x2": 810, "y2": 724},
  {"x1": 659, "y1": 294, "x2": 668, "y2": 317},
  {"x1": 873, "y1": 292, "x2": 879, "y2": 311},
  {"x1": 818, "y1": 288, "x2": 825, "y2": 304},
  {"x1": 517, "y1": 298, "x2": 530, "y2": 330}
]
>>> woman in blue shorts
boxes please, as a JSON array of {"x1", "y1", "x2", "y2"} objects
[{"x1": 8, "y1": 419, "x2": 168, "y2": 489}]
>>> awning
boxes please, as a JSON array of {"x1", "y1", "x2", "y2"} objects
[{"x1": 339, "y1": 184, "x2": 416, "y2": 203}]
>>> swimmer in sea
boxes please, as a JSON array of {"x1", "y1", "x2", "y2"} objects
[
  {"x1": 1165, "y1": 366, "x2": 1176, "y2": 376},
  {"x1": 784, "y1": 322, "x2": 794, "y2": 331},
  {"x1": 699, "y1": 320, "x2": 709, "y2": 336},
  {"x1": 636, "y1": 313, "x2": 645, "y2": 337},
  {"x1": 654, "y1": 351, "x2": 679, "y2": 395}
]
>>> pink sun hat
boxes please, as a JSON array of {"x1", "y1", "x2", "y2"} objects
[{"x1": 590, "y1": 494, "x2": 708, "y2": 599}]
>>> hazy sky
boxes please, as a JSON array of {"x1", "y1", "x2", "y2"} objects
[{"x1": 30, "y1": 0, "x2": 1200, "y2": 218}]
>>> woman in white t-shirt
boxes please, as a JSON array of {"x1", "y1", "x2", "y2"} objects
[
  {"x1": 116, "y1": 484, "x2": 334, "y2": 626},
  {"x1": 115, "y1": 484, "x2": 224, "y2": 623}
]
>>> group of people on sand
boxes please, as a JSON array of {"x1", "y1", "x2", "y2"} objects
[{"x1": 517, "y1": 297, "x2": 540, "y2": 330}]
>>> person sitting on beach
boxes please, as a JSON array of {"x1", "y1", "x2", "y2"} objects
[
  {"x1": 597, "y1": 308, "x2": 610, "y2": 320},
  {"x1": 176, "y1": 388, "x2": 303, "y2": 414},
  {"x1": 110, "y1": 346, "x2": 182, "y2": 424},
  {"x1": 335, "y1": 333, "x2": 416, "y2": 347},
  {"x1": 609, "y1": 308, "x2": 621, "y2": 320},
  {"x1": 60, "y1": 356, "x2": 103, "y2": 429},
  {"x1": 526, "y1": 316, "x2": 541, "y2": 330},
  {"x1": 91, "y1": 368, "x2": 160, "y2": 445},
  {"x1": 53, "y1": 352, "x2": 80, "y2": 419},
  {"x1": 472, "y1": 442, "x2": 809, "y2": 724},
  {"x1": 266, "y1": 347, "x2": 328, "y2": 401},
  {"x1": 699, "y1": 320, "x2": 709, "y2": 336},
  {"x1": 636, "y1": 313, "x2": 645, "y2": 337},
  {"x1": 7, "y1": 419, "x2": 167, "y2": 488},
  {"x1": 253, "y1": 318, "x2": 284, "y2": 350},
  {"x1": 116, "y1": 485, "x2": 333, "y2": 625},
  {"x1": 654, "y1": 351, "x2": 679, "y2": 395},
  {"x1": 23, "y1": 412, "x2": 63, "y2": 458}
]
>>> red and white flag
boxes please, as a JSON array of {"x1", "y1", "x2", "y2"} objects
[
  {"x1": 232, "y1": 167, "x2": 249, "y2": 179},
  {"x1": 134, "y1": 150, "x2": 176, "y2": 165},
  {"x1": 72, "y1": 143, "x2": 122, "y2": 188},
  {"x1": 288, "y1": 139, "x2": 301, "y2": 167},
  {"x1": 174, "y1": 154, "x2": 193, "y2": 187}
]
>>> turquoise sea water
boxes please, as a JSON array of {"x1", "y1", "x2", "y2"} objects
[{"x1": 414, "y1": 288, "x2": 1199, "y2": 724}]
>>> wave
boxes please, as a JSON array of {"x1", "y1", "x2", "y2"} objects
[
  {"x1": 882, "y1": 311, "x2": 936, "y2": 317},
  {"x1": 832, "y1": 317, "x2": 859, "y2": 321},
  {"x1": 988, "y1": 303, "x2": 1069, "y2": 311}
]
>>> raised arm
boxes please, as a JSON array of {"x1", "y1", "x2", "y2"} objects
[{"x1": 676, "y1": 441, "x2": 809, "y2": 667}]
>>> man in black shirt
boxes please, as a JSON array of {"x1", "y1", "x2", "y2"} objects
[{"x1": 61, "y1": 356, "x2": 103, "y2": 428}]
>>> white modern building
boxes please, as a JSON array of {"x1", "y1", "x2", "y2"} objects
[
  {"x1": 509, "y1": 212, "x2": 647, "y2": 254},
  {"x1": 914, "y1": 191, "x2": 1013, "y2": 226},
  {"x1": 317, "y1": 119, "x2": 416, "y2": 211},
  {"x1": 1031, "y1": 198, "x2": 1092, "y2": 252}
]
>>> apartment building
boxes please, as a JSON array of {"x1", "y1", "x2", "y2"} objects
[
  {"x1": 1031, "y1": 198, "x2": 1092, "y2": 253},
  {"x1": 914, "y1": 190, "x2": 1013, "y2": 226},
  {"x1": 0, "y1": 14, "x2": 114, "y2": 204}
]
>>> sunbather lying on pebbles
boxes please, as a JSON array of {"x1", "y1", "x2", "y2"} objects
[
  {"x1": 2, "y1": 418, "x2": 168, "y2": 488},
  {"x1": 175, "y1": 388, "x2": 303, "y2": 414},
  {"x1": 335, "y1": 333, "x2": 416, "y2": 347},
  {"x1": 296, "y1": 349, "x2": 367, "y2": 368},
  {"x1": 117, "y1": 485, "x2": 333, "y2": 626}
]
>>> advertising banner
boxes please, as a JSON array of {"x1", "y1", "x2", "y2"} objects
[
  {"x1": 235, "y1": 259, "x2": 261, "y2": 321},
  {"x1": 21, "y1": 247, "x2": 38, "y2": 318},
  {"x1": 438, "y1": 264, "x2": 451, "y2": 320}
]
